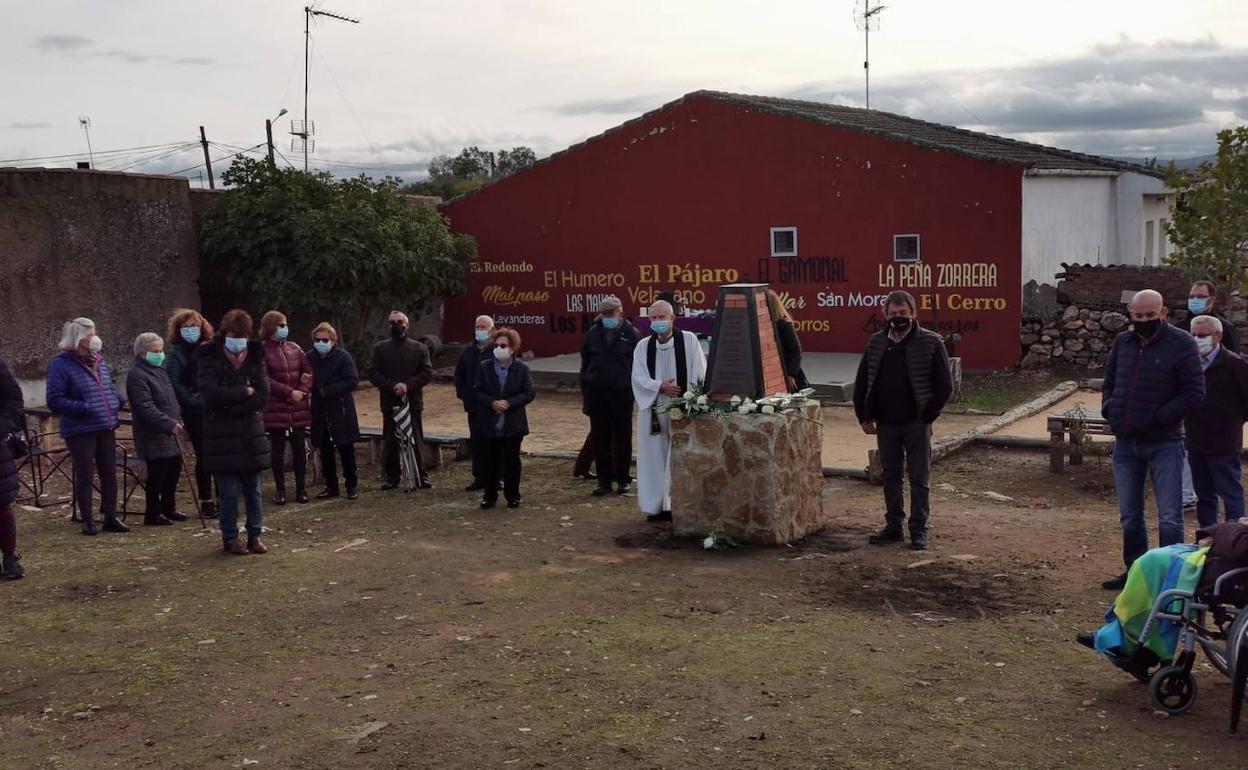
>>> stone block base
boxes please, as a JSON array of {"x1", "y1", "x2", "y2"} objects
[{"x1": 669, "y1": 402, "x2": 825, "y2": 545}]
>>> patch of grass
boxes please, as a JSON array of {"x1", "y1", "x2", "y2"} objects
[{"x1": 956, "y1": 371, "x2": 1065, "y2": 414}]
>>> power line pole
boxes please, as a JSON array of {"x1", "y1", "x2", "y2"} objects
[
  {"x1": 266, "y1": 119, "x2": 276, "y2": 166},
  {"x1": 299, "y1": 5, "x2": 359, "y2": 171},
  {"x1": 199, "y1": 125, "x2": 215, "y2": 189}
]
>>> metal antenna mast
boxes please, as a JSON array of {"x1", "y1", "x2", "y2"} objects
[
  {"x1": 853, "y1": 1, "x2": 886, "y2": 109},
  {"x1": 296, "y1": 5, "x2": 359, "y2": 171},
  {"x1": 78, "y1": 116, "x2": 94, "y2": 167}
]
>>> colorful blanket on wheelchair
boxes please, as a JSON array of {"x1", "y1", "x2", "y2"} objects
[{"x1": 1095, "y1": 544, "x2": 1209, "y2": 664}]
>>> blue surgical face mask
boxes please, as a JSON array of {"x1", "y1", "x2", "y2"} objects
[
  {"x1": 276, "y1": 324, "x2": 289, "y2": 340},
  {"x1": 651, "y1": 320, "x2": 671, "y2": 335},
  {"x1": 313, "y1": 340, "x2": 333, "y2": 355},
  {"x1": 145, "y1": 352, "x2": 166, "y2": 367},
  {"x1": 180, "y1": 326, "x2": 201, "y2": 344},
  {"x1": 474, "y1": 329, "x2": 491, "y2": 343},
  {"x1": 1188, "y1": 297, "x2": 1209, "y2": 315},
  {"x1": 602, "y1": 317, "x2": 621, "y2": 330},
  {"x1": 224, "y1": 337, "x2": 248, "y2": 354}
]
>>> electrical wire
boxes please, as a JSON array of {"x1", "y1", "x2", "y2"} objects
[
  {"x1": 0, "y1": 141, "x2": 190, "y2": 165},
  {"x1": 312, "y1": 33, "x2": 380, "y2": 163},
  {"x1": 166, "y1": 143, "x2": 266, "y2": 177},
  {"x1": 106, "y1": 143, "x2": 201, "y2": 172}
]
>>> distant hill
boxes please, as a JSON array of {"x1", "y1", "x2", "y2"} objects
[{"x1": 1110, "y1": 154, "x2": 1217, "y2": 171}]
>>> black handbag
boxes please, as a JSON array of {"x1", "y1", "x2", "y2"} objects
[{"x1": 5, "y1": 431, "x2": 29, "y2": 461}]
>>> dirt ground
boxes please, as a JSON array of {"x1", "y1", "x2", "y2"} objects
[
  {"x1": 2, "y1": 446, "x2": 1245, "y2": 769},
  {"x1": 363, "y1": 384, "x2": 989, "y2": 469}
]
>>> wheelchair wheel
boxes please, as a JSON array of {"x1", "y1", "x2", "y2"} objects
[
  {"x1": 1149, "y1": 666, "x2": 1198, "y2": 715},
  {"x1": 1203, "y1": 643, "x2": 1230, "y2": 676}
]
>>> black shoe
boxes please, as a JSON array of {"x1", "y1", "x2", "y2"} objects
[
  {"x1": 868, "y1": 528, "x2": 904, "y2": 545},
  {"x1": 380, "y1": 480, "x2": 399, "y2": 491},
  {"x1": 646, "y1": 510, "x2": 673, "y2": 522},
  {"x1": 616, "y1": 482, "x2": 632, "y2": 495},
  {"x1": 316, "y1": 488, "x2": 340, "y2": 500},
  {"x1": 295, "y1": 489, "x2": 309, "y2": 504},
  {"x1": 573, "y1": 471, "x2": 598, "y2": 480},
  {"x1": 481, "y1": 498, "x2": 497, "y2": 509},
  {"x1": 1075, "y1": 632, "x2": 1096, "y2": 650},
  {"x1": 166, "y1": 510, "x2": 189, "y2": 522},
  {"x1": 592, "y1": 486, "x2": 612, "y2": 497},
  {"x1": 1, "y1": 553, "x2": 24, "y2": 580},
  {"x1": 1101, "y1": 572, "x2": 1128, "y2": 591},
  {"x1": 910, "y1": 532, "x2": 929, "y2": 551},
  {"x1": 200, "y1": 501, "x2": 218, "y2": 520},
  {"x1": 102, "y1": 518, "x2": 130, "y2": 534},
  {"x1": 418, "y1": 480, "x2": 433, "y2": 490},
  {"x1": 81, "y1": 518, "x2": 98, "y2": 536},
  {"x1": 143, "y1": 514, "x2": 174, "y2": 526},
  {"x1": 346, "y1": 487, "x2": 358, "y2": 500},
  {"x1": 506, "y1": 499, "x2": 522, "y2": 509},
  {"x1": 274, "y1": 491, "x2": 287, "y2": 506},
  {"x1": 464, "y1": 481, "x2": 484, "y2": 492}
]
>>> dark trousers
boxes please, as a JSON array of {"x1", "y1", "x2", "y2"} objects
[
  {"x1": 877, "y1": 421, "x2": 932, "y2": 535},
  {"x1": 320, "y1": 440, "x2": 359, "y2": 493},
  {"x1": 268, "y1": 427, "x2": 307, "y2": 493},
  {"x1": 66, "y1": 429, "x2": 118, "y2": 522},
  {"x1": 588, "y1": 395, "x2": 633, "y2": 487},
  {"x1": 467, "y1": 410, "x2": 489, "y2": 483},
  {"x1": 0, "y1": 504, "x2": 15, "y2": 556},
  {"x1": 573, "y1": 431, "x2": 597, "y2": 476},
  {"x1": 1189, "y1": 452, "x2": 1246, "y2": 528},
  {"x1": 382, "y1": 409, "x2": 423, "y2": 483},
  {"x1": 184, "y1": 413, "x2": 215, "y2": 502},
  {"x1": 482, "y1": 436, "x2": 523, "y2": 504},
  {"x1": 144, "y1": 456, "x2": 182, "y2": 519}
]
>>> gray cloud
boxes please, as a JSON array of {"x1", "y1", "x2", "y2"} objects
[
  {"x1": 9, "y1": 122, "x2": 51, "y2": 130},
  {"x1": 172, "y1": 56, "x2": 214, "y2": 66},
  {"x1": 35, "y1": 34, "x2": 91, "y2": 52},
  {"x1": 545, "y1": 94, "x2": 667, "y2": 117},
  {"x1": 786, "y1": 36, "x2": 1245, "y2": 159}
]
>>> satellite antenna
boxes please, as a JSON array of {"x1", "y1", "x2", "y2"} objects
[
  {"x1": 853, "y1": 1, "x2": 886, "y2": 109},
  {"x1": 297, "y1": 4, "x2": 360, "y2": 171},
  {"x1": 78, "y1": 116, "x2": 94, "y2": 168}
]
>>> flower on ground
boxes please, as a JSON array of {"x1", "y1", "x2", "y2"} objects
[
  {"x1": 761, "y1": 404, "x2": 775, "y2": 415},
  {"x1": 703, "y1": 535, "x2": 716, "y2": 549}
]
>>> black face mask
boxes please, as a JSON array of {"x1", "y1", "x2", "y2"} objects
[
  {"x1": 390, "y1": 323, "x2": 406, "y2": 340},
  {"x1": 888, "y1": 316, "x2": 911, "y2": 333},
  {"x1": 1134, "y1": 319, "x2": 1161, "y2": 339}
]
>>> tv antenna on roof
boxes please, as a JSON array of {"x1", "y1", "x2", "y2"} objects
[
  {"x1": 78, "y1": 116, "x2": 95, "y2": 168},
  {"x1": 296, "y1": 5, "x2": 359, "y2": 171},
  {"x1": 853, "y1": 1, "x2": 886, "y2": 109}
]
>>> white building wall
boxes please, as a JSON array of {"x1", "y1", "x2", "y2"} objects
[
  {"x1": 1115, "y1": 171, "x2": 1173, "y2": 267},
  {"x1": 1021, "y1": 175, "x2": 1116, "y2": 286}
]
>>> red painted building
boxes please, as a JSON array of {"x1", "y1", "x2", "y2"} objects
[{"x1": 441, "y1": 91, "x2": 1153, "y2": 369}]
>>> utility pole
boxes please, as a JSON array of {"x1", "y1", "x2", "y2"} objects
[
  {"x1": 298, "y1": 5, "x2": 359, "y2": 171},
  {"x1": 266, "y1": 119, "x2": 276, "y2": 166},
  {"x1": 854, "y1": 2, "x2": 886, "y2": 109},
  {"x1": 78, "y1": 116, "x2": 94, "y2": 168},
  {"x1": 199, "y1": 125, "x2": 215, "y2": 189}
]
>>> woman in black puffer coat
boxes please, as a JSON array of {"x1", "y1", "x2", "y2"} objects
[
  {"x1": 197, "y1": 309, "x2": 271, "y2": 556},
  {"x1": 306, "y1": 322, "x2": 360, "y2": 500},
  {"x1": 0, "y1": 356, "x2": 26, "y2": 579}
]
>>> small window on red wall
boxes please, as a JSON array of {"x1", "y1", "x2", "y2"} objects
[
  {"x1": 894, "y1": 234, "x2": 920, "y2": 262},
  {"x1": 770, "y1": 227, "x2": 797, "y2": 257}
]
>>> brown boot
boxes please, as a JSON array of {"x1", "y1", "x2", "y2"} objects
[
  {"x1": 223, "y1": 538, "x2": 248, "y2": 555},
  {"x1": 247, "y1": 537, "x2": 268, "y2": 554}
]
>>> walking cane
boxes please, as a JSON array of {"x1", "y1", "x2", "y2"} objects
[{"x1": 174, "y1": 431, "x2": 207, "y2": 529}]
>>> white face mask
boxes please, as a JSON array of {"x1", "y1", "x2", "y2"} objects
[
  {"x1": 493, "y1": 346, "x2": 512, "y2": 363},
  {"x1": 88, "y1": 336, "x2": 103, "y2": 354},
  {"x1": 1195, "y1": 336, "x2": 1215, "y2": 355}
]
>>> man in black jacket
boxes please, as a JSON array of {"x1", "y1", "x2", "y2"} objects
[
  {"x1": 369, "y1": 310, "x2": 434, "y2": 490},
  {"x1": 580, "y1": 296, "x2": 641, "y2": 496},
  {"x1": 454, "y1": 315, "x2": 497, "y2": 492},
  {"x1": 1184, "y1": 315, "x2": 1248, "y2": 528},
  {"x1": 1100, "y1": 289, "x2": 1205, "y2": 589},
  {"x1": 852, "y1": 290, "x2": 954, "y2": 551}
]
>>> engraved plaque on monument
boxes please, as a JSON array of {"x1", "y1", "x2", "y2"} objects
[{"x1": 705, "y1": 284, "x2": 788, "y2": 399}]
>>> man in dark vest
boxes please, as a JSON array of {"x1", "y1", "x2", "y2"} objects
[
  {"x1": 369, "y1": 310, "x2": 434, "y2": 490},
  {"x1": 580, "y1": 296, "x2": 642, "y2": 496},
  {"x1": 853, "y1": 290, "x2": 954, "y2": 550}
]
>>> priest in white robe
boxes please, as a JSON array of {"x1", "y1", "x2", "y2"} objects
[{"x1": 631, "y1": 300, "x2": 707, "y2": 521}]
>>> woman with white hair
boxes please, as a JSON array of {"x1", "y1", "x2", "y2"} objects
[
  {"x1": 46, "y1": 317, "x2": 128, "y2": 535},
  {"x1": 126, "y1": 332, "x2": 188, "y2": 526}
]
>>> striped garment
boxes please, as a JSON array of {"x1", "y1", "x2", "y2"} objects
[{"x1": 1095, "y1": 543, "x2": 1209, "y2": 664}]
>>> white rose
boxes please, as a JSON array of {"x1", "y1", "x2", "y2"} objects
[
  {"x1": 761, "y1": 404, "x2": 775, "y2": 415},
  {"x1": 669, "y1": 406, "x2": 685, "y2": 420},
  {"x1": 696, "y1": 395, "x2": 709, "y2": 406},
  {"x1": 737, "y1": 405, "x2": 751, "y2": 415},
  {"x1": 703, "y1": 535, "x2": 715, "y2": 549},
  {"x1": 730, "y1": 395, "x2": 742, "y2": 406},
  {"x1": 682, "y1": 390, "x2": 694, "y2": 400}
]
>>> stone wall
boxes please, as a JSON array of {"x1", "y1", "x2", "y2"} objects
[
  {"x1": 1020, "y1": 263, "x2": 1248, "y2": 369},
  {"x1": 0, "y1": 169, "x2": 203, "y2": 392},
  {"x1": 669, "y1": 403, "x2": 826, "y2": 545}
]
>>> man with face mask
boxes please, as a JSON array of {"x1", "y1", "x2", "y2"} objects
[
  {"x1": 369, "y1": 310, "x2": 434, "y2": 490},
  {"x1": 1182, "y1": 315, "x2": 1248, "y2": 529},
  {"x1": 1100, "y1": 289, "x2": 1205, "y2": 590},
  {"x1": 1175, "y1": 281, "x2": 1239, "y2": 353},
  {"x1": 454, "y1": 315, "x2": 496, "y2": 492},
  {"x1": 580, "y1": 296, "x2": 641, "y2": 496},
  {"x1": 852, "y1": 291, "x2": 954, "y2": 550}
]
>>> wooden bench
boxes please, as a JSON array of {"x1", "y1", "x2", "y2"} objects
[
  {"x1": 355, "y1": 426, "x2": 470, "y2": 477},
  {"x1": 1047, "y1": 410, "x2": 1113, "y2": 472}
]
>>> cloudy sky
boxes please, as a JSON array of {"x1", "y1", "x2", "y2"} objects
[{"x1": 2, "y1": 0, "x2": 1245, "y2": 183}]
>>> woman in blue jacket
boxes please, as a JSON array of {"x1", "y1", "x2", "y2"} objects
[{"x1": 46, "y1": 317, "x2": 129, "y2": 536}]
